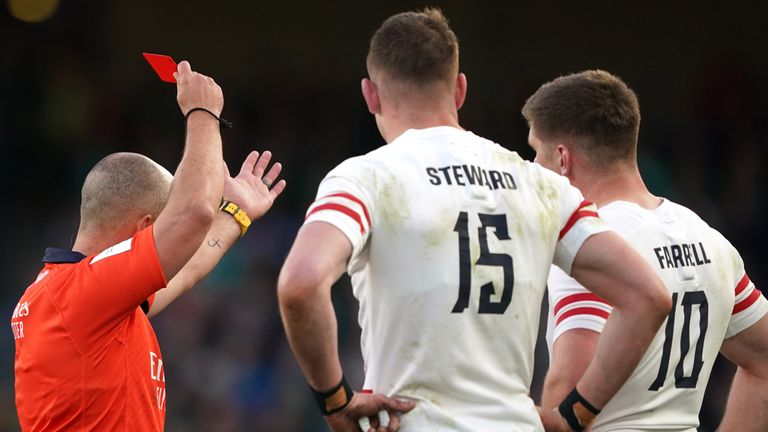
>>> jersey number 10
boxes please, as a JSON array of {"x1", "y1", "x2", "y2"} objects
[
  {"x1": 649, "y1": 290, "x2": 709, "y2": 391},
  {"x1": 451, "y1": 211, "x2": 514, "y2": 314}
]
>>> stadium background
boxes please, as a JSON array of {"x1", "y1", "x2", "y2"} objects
[{"x1": 1, "y1": 1, "x2": 766, "y2": 430}]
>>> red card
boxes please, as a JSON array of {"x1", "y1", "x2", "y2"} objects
[{"x1": 143, "y1": 53, "x2": 178, "y2": 83}]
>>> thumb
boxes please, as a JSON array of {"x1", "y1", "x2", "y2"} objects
[
  {"x1": 177, "y1": 60, "x2": 191, "y2": 81},
  {"x1": 384, "y1": 398, "x2": 416, "y2": 413}
]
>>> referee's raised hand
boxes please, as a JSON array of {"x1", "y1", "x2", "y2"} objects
[
  {"x1": 174, "y1": 60, "x2": 224, "y2": 117},
  {"x1": 223, "y1": 150, "x2": 287, "y2": 221}
]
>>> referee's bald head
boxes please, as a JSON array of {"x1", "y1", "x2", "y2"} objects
[{"x1": 78, "y1": 152, "x2": 172, "y2": 234}]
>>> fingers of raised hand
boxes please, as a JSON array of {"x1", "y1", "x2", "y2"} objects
[
  {"x1": 252, "y1": 150, "x2": 272, "y2": 178},
  {"x1": 269, "y1": 179, "x2": 287, "y2": 199},
  {"x1": 239, "y1": 151, "x2": 260, "y2": 178},
  {"x1": 261, "y1": 161, "x2": 282, "y2": 186}
]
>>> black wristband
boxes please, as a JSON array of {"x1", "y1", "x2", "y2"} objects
[
  {"x1": 311, "y1": 376, "x2": 353, "y2": 416},
  {"x1": 185, "y1": 107, "x2": 233, "y2": 128},
  {"x1": 558, "y1": 388, "x2": 601, "y2": 431}
]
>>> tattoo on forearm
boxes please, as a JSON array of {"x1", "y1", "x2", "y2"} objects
[{"x1": 207, "y1": 238, "x2": 222, "y2": 248}]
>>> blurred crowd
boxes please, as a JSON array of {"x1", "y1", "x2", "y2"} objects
[{"x1": 2, "y1": 1, "x2": 767, "y2": 431}]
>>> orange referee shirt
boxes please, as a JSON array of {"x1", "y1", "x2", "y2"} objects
[{"x1": 12, "y1": 226, "x2": 168, "y2": 431}]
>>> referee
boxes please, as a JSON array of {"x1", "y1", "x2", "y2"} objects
[{"x1": 11, "y1": 61, "x2": 284, "y2": 431}]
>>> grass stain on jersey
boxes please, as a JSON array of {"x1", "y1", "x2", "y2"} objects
[{"x1": 375, "y1": 175, "x2": 410, "y2": 228}]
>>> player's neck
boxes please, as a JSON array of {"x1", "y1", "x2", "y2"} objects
[
  {"x1": 72, "y1": 227, "x2": 131, "y2": 256},
  {"x1": 380, "y1": 104, "x2": 462, "y2": 143},
  {"x1": 574, "y1": 164, "x2": 661, "y2": 210}
]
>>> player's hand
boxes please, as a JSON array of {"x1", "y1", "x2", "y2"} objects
[
  {"x1": 174, "y1": 60, "x2": 224, "y2": 116},
  {"x1": 325, "y1": 392, "x2": 415, "y2": 432},
  {"x1": 538, "y1": 406, "x2": 573, "y2": 432},
  {"x1": 223, "y1": 150, "x2": 286, "y2": 220}
]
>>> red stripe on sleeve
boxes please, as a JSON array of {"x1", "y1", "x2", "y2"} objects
[
  {"x1": 556, "y1": 307, "x2": 610, "y2": 326},
  {"x1": 306, "y1": 203, "x2": 366, "y2": 234},
  {"x1": 559, "y1": 201, "x2": 599, "y2": 240},
  {"x1": 733, "y1": 288, "x2": 762, "y2": 314},
  {"x1": 322, "y1": 193, "x2": 372, "y2": 227},
  {"x1": 553, "y1": 293, "x2": 611, "y2": 316},
  {"x1": 735, "y1": 274, "x2": 751, "y2": 295}
]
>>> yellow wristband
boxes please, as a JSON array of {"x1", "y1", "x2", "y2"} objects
[{"x1": 219, "y1": 200, "x2": 251, "y2": 237}]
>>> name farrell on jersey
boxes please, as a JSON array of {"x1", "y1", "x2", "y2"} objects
[{"x1": 653, "y1": 242, "x2": 711, "y2": 269}]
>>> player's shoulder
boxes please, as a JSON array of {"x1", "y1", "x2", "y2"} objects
[
  {"x1": 513, "y1": 158, "x2": 577, "y2": 205},
  {"x1": 659, "y1": 199, "x2": 739, "y2": 255},
  {"x1": 518, "y1": 157, "x2": 567, "y2": 183},
  {"x1": 659, "y1": 199, "x2": 709, "y2": 225},
  {"x1": 598, "y1": 201, "x2": 655, "y2": 235},
  {"x1": 325, "y1": 152, "x2": 379, "y2": 180}
]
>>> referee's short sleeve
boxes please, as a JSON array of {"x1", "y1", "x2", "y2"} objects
[{"x1": 59, "y1": 226, "x2": 168, "y2": 345}]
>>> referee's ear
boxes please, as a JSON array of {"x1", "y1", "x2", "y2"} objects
[
  {"x1": 134, "y1": 214, "x2": 154, "y2": 234},
  {"x1": 361, "y1": 78, "x2": 381, "y2": 115}
]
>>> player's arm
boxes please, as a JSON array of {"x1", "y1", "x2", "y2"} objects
[
  {"x1": 717, "y1": 269, "x2": 768, "y2": 432},
  {"x1": 278, "y1": 222, "x2": 414, "y2": 431},
  {"x1": 541, "y1": 329, "x2": 599, "y2": 410},
  {"x1": 541, "y1": 267, "x2": 610, "y2": 410},
  {"x1": 541, "y1": 231, "x2": 671, "y2": 431},
  {"x1": 279, "y1": 222, "x2": 349, "y2": 392},
  {"x1": 152, "y1": 61, "x2": 225, "y2": 281},
  {"x1": 148, "y1": 151, "x2": 286, "y2": 317},
  {"x1": 719, "y1": 315, "x2": 768, "y2": 431}
]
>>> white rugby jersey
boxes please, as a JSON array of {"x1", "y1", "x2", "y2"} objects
[
  {"x1": 546, "y1": 199, "x2": 768, "y2": 431},
  {"x1": 304, "y1": 126, "x2": 609, "y2": 431}
]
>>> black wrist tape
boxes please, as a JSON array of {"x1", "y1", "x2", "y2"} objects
[
  {"x1": 185, "y1": 107, "x2": 233, "y2": 128},
  {"x1": 311, "y1": 376, "x2": 353, "y2": 416},
  {"x1": 558, "y1": 387, "x2": 601, "y2": 431}
]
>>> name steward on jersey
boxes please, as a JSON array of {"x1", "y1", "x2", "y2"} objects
[
  {"x1": 426, "y1": 165, "x2": 517, "y2": 190},
  {"x1": 653, "y1": 242, "x2": 711, "y2": 269}
]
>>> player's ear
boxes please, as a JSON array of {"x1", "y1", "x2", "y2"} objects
[
  {"x1": 556, "y1": 144, "x2": 571, "y2": 176},
  {"x1": 455, "y1": 73, "x2": 467, "y2": 110},
  {"x1": 135, "y1": 214, "x2": 153, "y2": 233},
  {"x1": 361, "y1": 78, "x2": 381, "y2": 115}
]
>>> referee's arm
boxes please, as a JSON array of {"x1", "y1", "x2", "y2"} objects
[
  {"x1": 152, "y1": 61, "x2": 224, "y2": 281},
  {"x1": 149, "y1": 151, "x2": 286, "y2": 318}
]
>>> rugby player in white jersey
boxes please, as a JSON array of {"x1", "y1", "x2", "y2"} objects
[
  {"x1": 523, "y1": 70, "x2": 768, "y2": 431},
  {"x1": 278, "y1": 10, "x2": 670, "y2": 432}
]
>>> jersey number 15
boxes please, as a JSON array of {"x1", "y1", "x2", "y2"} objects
[{"x1": 451, "y1": 211, "x2": 514, "y2": 314}]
